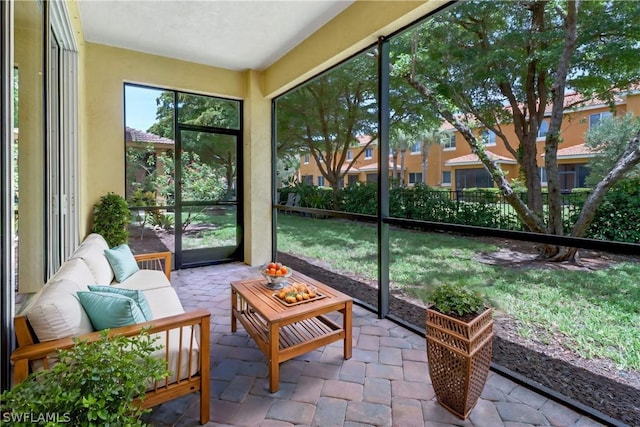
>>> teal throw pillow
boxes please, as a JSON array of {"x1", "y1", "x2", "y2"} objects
[
  {"x1": 87, "y1": 285, "x2": 153, "y2": 321},
  {"x1": 104, "y1": 244, "x2": 140, "y2": 283},
  {"x1": 77, "y1": 291, "x2": 146, "y2": 331}
]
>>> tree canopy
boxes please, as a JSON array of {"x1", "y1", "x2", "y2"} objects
[{"x1": 393, "y1": 0, "x2": 640, "y2": 260}]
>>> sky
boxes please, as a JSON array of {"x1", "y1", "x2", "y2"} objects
[{"x1": 124, "y1": 85, "x2": 163, "y2": 132}]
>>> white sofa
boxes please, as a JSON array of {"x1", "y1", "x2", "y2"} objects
[{"x1": 11, "y1": 233, "x2": 211, "y2": 424}]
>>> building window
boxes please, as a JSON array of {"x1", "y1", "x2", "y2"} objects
[
  {"x1": 443, "y1": 133, "x2": 456, "y2": 150},
  {"x1": 559, "y1": 163, "x2": 590, "y2": 191},
  {"x1": 318, "y1": 176, "x2": 325, "y2": 187},
  {"x1": 538, "y1": 120, "x2": 549, "y2": 139},
  {"x1": 304, "y1": 153, "x2": 310, "y2": 164},
  {"x1": 442, "y1": 171, "x2": 452, "y2": 185},
  {"x1": 364, "y1": 147, "x2": 373, "y2": 159},
  {"x1": 539, "y1": 167, "x2": 547, "y2": 185},
  {"x1": 408, "y1": 172, "x2": 422, "y2": 185},
  {"x1": 318, "y1": 153, "x2": 323, "y2": 163},
  {"x1": 411, "y1": 141, "x2": 421, "y2": 153},
  {"x1": 347, "y1": 150, "x2": 353, "y2": 160},
  {"x1": 481, "y1": 130, "x2": 496, "y2": 146},
  {"x1": 455, "y1": 168, "x2": 493, "y2": 189},
  {"x1": 589, "y1": 111, "x2": 613, "y2": 129},
  {"x1": 302, "y1": 175, "x2": 313, "y2": 185},
  {"x1": 348, "y1": 175, "x2": 359, "y2": 186}
]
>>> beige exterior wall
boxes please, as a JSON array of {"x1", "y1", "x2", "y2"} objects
[{"x1": 81, "y1": 43, "x2": 245, "y2": 236}]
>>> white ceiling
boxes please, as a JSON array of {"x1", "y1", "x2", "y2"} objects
[{"x1": 77, "y1": 0, "x2": 354, "y2": 71}]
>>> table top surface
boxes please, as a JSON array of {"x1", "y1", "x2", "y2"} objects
[{"x1": 231, "y1": 270, "x2": 352, "y2": 322}]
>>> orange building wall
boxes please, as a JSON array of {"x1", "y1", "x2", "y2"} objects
[{"x1": 295, "y1": 92, "x2": 639, "y2": 190}]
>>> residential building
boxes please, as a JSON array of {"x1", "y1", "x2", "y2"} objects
[{"x1": 298, "y1": 91, "x2": 640, "y2": 191}]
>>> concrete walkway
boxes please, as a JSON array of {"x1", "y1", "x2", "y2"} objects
[{"x1": 145, "y1": 262, "x2": 604, "y2": 427}]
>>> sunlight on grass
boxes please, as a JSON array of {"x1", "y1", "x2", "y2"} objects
[{"x1": 277, "y1": 215, "x2": 640, "y2": 370}]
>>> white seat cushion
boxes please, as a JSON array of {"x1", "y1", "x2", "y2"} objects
[
  {"x1": 26, "y1": 278, "x2": 94, "y2": 342},
  {"x1": 139, "y1": 286, "x2": 185, "y2": 319},
  {"x1": 149, "y1": 326, "x2": 200, "y2": 389},
  {"x1": 114, "y1": 269, "x2": 172, "y2": 292}
]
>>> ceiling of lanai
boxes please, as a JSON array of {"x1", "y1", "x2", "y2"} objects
[{"x1": 77, "y1": 0, "x2": 355, "y2": 71}]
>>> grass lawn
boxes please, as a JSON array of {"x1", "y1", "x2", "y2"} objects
[{"x1": 277, "y1": 214, "x2": 640, "y2": 370}]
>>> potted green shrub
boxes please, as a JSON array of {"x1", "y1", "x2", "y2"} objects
[
  {"x1": 1, "y1": 330, "x2": 169, "y2": 426},
  {"x1": 425, "y1": 283, "x2": 493, "y2": 419},
  {"x1": 92, "y1": 192, "x2": 131, "y2": 246}
]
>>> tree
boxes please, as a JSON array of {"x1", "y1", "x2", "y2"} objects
[
  {"x1": 148, "y1": 92, "x2": 239, "y2": 199},
  {"x1": 393, "y1": 0, "x2": 640, "y2": 261},
  {"x1": 585, "y1": 113, "x2": 640, "y2": 186},
  {"x1": 276, "y1": 52, "x2": 378, "y2": 208},
  {"x1": 417, "y1": 128, "x2": 448, "y2": 185},
  {"x1": 390, "y1": 128, "x2": 411, "y2": 186}
]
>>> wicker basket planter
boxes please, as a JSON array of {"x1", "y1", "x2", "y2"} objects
[{"x1": 426, "y1": 305, "x2": 494, "y2": 419}]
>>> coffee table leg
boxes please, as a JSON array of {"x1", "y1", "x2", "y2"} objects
[
  {"x1": 231, "y1": 288, "x2": 237, "y2": 333},
  {"x1": 344, "y1": 300, "x2": 353, "y2": 359},
  {"x1": 268, "y1": 323, "x2": 279, "y2": 393}
]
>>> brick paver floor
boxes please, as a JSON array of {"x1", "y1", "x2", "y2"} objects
[{"x1": 144, "y1": 262, "x2": 604, "y2": 427}]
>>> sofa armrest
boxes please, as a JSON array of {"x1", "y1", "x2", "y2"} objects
[
  {"x1": 134, "y1": 251, "x2": 172, "y2": 280},
  {"x1": 11, "y1": 309, "x2": 211, "y2": 385}
]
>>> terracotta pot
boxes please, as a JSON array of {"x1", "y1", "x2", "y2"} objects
[{"x1": 426, "y1": 306, "x2": 493, "y2": 419}]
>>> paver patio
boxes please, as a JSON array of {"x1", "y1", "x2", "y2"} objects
[{"x1": 144, "y1": 262, "x2": 604, "y2": 427}]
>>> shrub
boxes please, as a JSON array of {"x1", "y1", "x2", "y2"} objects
[
  {"x1": 579, "y1": 178, "x2": 640, "y2": 243},
  {"x1": 92, "y1": 192, "x2": 130, "y2": 247},
  {"x1": 0, "y1": 330, "x2": 169, "y2": 426},
  {"x1": 339, "y1": 183, "x2": 377, "y2": 215}
]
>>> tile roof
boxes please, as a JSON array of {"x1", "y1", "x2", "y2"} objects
[
  {"x1": 125, "y1": 127, "x2": 174, "y2": 145},
  {"x1": 548, "y1": 143, "x2": 601, "y2": 159},
  {"x1": 445, "y1": 151, "x2": 516, "y2": 166}
]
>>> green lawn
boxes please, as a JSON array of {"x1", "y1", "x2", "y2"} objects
[{"x1": 277, "y1": 214, "x2": 640, "y2": 370}]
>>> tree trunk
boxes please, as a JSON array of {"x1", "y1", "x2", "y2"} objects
[
  {"x1": 400, "y1": 150, "x2": 407, "y2": 186},
  {"x1": 550, "y1": 130, "x2": 640, "y2": 261},
  {"x1": 392, "y1": 152, "x2": 399, "y2": 186},
  {"x1": 422, "y1": 152, "x2": 428, "y2": 185}
]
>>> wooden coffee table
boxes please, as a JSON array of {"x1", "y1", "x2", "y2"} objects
[{"x1": 230, "y1": 270, "x2": 353, "y2": 392}]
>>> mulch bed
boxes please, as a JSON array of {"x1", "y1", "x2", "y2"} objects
[{"x1": 278, "y1": 252, "x2": 640, "y2": 426}]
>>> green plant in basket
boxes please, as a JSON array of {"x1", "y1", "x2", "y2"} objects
[
  {"x1": 429, "y1": 283, "x2": 486, "y2": 317},
  {"x1": 0, "y1": 330, "x2": 169, "y2": 426}
]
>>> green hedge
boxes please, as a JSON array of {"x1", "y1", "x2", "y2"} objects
[{"x1": 279, "y1": 180, "x2": 639, "y2": 243}]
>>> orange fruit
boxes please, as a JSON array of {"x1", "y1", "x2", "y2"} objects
[
  {"x1": 268, "y1": 268, "x2": 276, "y2": 275},
  {"x1": 268, "y1": 262, "x2": 277, "y2": 270},
  {"x1": 280, "y1": 266, "x2": 288, "y2": 275}
]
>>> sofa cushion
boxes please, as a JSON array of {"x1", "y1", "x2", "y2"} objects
[
  {"x1": 70, "y1": 242, "x2": 114, "y2": 284},
  {"x1": 77, "y1": 291, "x2": 146, "y2": 331},
  {"x1": 26, "y1": 279, "x2": 94, "y2": 342},
  {"x1": 104, "y1": 244, "x2": 140, "y2": 283},
  {"x1": 49, "y1": 258, "x2": 94, "y2": 291},
  {"x1": 142, "y1": 287, "x2": 186, "y2": 319},
  {"x1": 115, "y1": 269, "x2": 172, "y2": 291},
  {"x1": 87, "y1": 285, "x2": 153, "y2": 321},
  {"x1": 80, "y1": 233, "x2": 110, "y2": 251},
  {"x1": 149, "y1": 327, "x2": 200, "y2": 389}
]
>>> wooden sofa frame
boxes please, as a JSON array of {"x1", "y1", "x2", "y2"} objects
[{"x1": 11, "y1": 251, "x2": 211, "y2": 424}]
